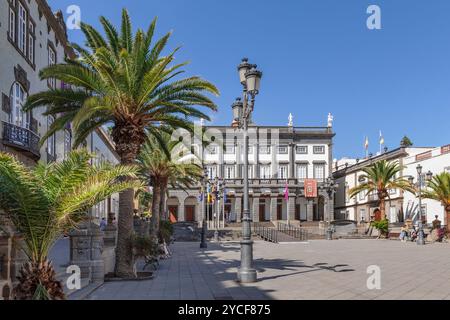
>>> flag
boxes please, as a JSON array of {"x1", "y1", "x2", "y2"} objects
[
  {"x1": 364, "y1": 136, "x2": 369, "y2": 150},
  {"x1": 284, "y1": 180, "x2": 289, "y2": 201},
  {"x1": 379, "y1": 130, "x2": 385, "y2": 145}
]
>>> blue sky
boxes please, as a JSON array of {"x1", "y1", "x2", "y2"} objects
[{"x1": 48, "y1": 0, "x2": 450, "y2": 159}]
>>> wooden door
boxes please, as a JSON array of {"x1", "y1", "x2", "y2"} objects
[
  {"x1": 277, "y1": 204, "x2": 282, "y2": 220},
  {"x1": 259, "y1": 204, "x2": 266, "y2": 221},
  {"x1": 185, "y1": 205, "x2": 195, "y2": 222}
]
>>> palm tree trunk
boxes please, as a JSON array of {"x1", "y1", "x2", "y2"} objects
[
  {"x1": 115, "y1": 187, "x2": 136, "y2": 277},
  {"x1": 151, "y1": 180, "x2": 161, "y2": 238},
  {"x1": 159, "y1": 180, "x2": 168, "y2": 221},
  {"x1": 112, "y1": 124, "x2": 145, "y2": 278},
  {"x1": 379, "y1": 198, "x2": 386, "y2": 220},
  {"x1": 14, "y1": 260, "x2": 65, "y2": 300},
  {"x1": 446, "y1": 208, "x2": 450, "y2": 233}
]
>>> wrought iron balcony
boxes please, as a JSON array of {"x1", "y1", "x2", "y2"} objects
[{"x1": 2, "y1": 121, "x2": 40, "y2": 159}]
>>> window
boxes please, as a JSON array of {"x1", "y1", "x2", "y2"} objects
[
  {"x1": 278, "y1": 165, "x2": 288, "y2": 179},
  {"x1": 225, "y1": 165, "x2": 235, "y2": 179},
  {"x1": 313, "y1": 146, "x2": 325, "y2": 154},
  {"x1": 313, "y1": 164, "x2": 325, "y2": 181},
  {"x1": 247, "y1": 146, "x2": 253, "y2": 154},
  {"x1": 47, "y1": 116, "x2": 55, "y2": 156},
  {"x1": 64, "y1": 129, "x2": 71, "y2": 158},
  {"x1": 359, "y1": 191, "x2": 365, "y2": 201},
  {"x1": 389, "y1": 188, "x2": 397, "y2": 195},
  {"x1": 360, "y1": 209, "x2": 366, "y2": 222},
  {"x1": 9, "y1": 7, "x2": 16, "y2": 40},
  {"x1": 278, "y1": 145, "x2": 288, "y2": 154},
  {"x1": 224, "y1": 145, "x2": 235, "y2": 154},
  {"x1": 248, "y1": 165, "x2": 253, "y2": 179},
  {"x1": 259, "y1": 145, "x2": 271, "y2": 155},
  {"x1": 206, "y1": 165, "x2": 217, "y2": 179},
  {"x1": 94, "y1": 148, "x2": 101, "y2": 165},
  {"x1": 445, "y1": 167, "x2": 450, "y2": 173},
  {"x1": 206, "y1": 145, "x2": 217, "y2": 154},
  {"x1": 10, "y1": 82, "x2": 29, "y2": 129},
  {"x1": 18, "y1": 3, "x2": 26, "y2": 53},
  {"x1": 260, "y1": 165, "x2": 271, "y2": 179},
  {"x1": 297, "y1": 164, "x2": 307, "y2": 181},
  {"x1": 296, "y1": 145, "x2": 308, "y2": 154},
  {"x1": 28, "y1": 22, "x2": 34, "y2": 63},
  {"x1": 48, "y1": 46, "x2": 56, "y2": 88},
  {"x1": 345, "y1": 185, "x2": 350, "y2": 203}
]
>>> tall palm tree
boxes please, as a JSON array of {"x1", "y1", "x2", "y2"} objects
[
  {"x1": 23, "y1": 9, "x2": 218, "y2": 277},
  {"x1": 137, "y1": 131, "x2": 202, "y2": 237},
  {"x1": 0, "y1": 150, "x2": 141, "y2": 300},
  {"x1": 349, "y1": 160, "x2": 415, "y2": 221},
  {"x1": 422, "y1": 172, "x2": 450, "y2": 232}
]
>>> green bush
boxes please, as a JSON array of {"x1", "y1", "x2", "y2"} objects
[
  {"x1": 130, "y1": 234, "x2": 158, "y2": 258},
  {"x1": 372, "y1": 219, "x2": 389, "y2": 237},
  {"x1": 159, "y1": 220, "x2": 174, "y2": 244}
]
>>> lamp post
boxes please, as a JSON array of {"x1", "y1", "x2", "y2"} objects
[
  {"x1": 235, "y1": 58, "x2": 262, "y2": 283},
  {"x1": 200, "y1": 167, "x2": 208, "y2": 249},
  {"x1": 213, "y1": 177, "x2": 222, "y2": 242},
  {"x1": 408, "y1": 166, "x2": 433, "y2": 245},
  {"x1": 320, "y1": 177, "x2": 339, "y2": 240}
]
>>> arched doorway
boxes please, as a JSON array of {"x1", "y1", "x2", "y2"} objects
[
  {"x1": 184, "y1": 197, "x2": 197, "y2": 222},
  {"x1": 373, "y1": 209, "x2": 382, "y2": 222},
  {"x1": 167, "y1": 197, "x2": 180, "y2": 222}
]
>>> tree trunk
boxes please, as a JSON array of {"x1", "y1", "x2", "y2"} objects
[
  {"x1": 114, "y1": 187, "x2": 136, "y2": 278},
  {"x1": 379, "y1": 198, "x2": 386, "y2": 220},
  {"x1": 112, "y1": 123, "x2": 145, "y2": 278},
  {"x1": 446, "y1": 209, "x2": 450, "y2": 233},
  {"x1": 151, "y1": 180, "x2": 161, "y2": 238},
  {"x1": 159, "y1": 180, "x2": 168, "y2": 221},
  {"x1": 14, "y1": 260, "x2": 65, "y2": 300}
]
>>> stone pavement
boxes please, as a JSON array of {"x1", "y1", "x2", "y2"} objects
[{"x1": 86, "y1": 240, "x2": 450, "y2": 300}]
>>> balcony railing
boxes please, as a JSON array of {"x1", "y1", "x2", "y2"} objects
[{"x1": 2, "y1": 122, "x2": 40, "y2": 159}]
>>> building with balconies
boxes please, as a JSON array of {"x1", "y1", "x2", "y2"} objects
[
  {"x1": 167, "y1": 111, "x2": 335, "y2": 225},
  {"x1": 333, "y1": 144, "x2": 435, "y2": 224}
]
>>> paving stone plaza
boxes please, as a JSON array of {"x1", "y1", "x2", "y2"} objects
[{"x1": 85, "y1": 240, "x2": 450, "y2": 300}]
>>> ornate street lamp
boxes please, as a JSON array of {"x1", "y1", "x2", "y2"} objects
[
  {"x1": 409, "y1": 165, "x2": 433, "y2": 245},
  {"x1": 320, "y1": 177, "x2": 339, "y2": 240},
  {"x1": 235, "y1": 58, "x2": 262, "y2": 283},
  {"x1": 200, "y1": 167, "x2": 209, "y2": 249}
]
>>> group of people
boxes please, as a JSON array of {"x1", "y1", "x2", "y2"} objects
[{"x1": 399, "y1": 215, "x2": 444, "y2": 242}]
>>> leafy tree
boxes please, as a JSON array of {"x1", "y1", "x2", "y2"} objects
[
  {"x1": 137, "y1": 130, "x2": 202, "y2": 238},
  {"x1": 0, "y1": 150, "x2": 140, "y2": 299},
  {"x1": 24, "y1": 9, "x2": 218, "y2": 277},
  {"x1": 400, "y1": 136, "x2": 413, "y2": 147},
  {"x1": 349, "y1": 160, "x2": 414, "y2": 221},
  {"x1": 422, "y1": 172, "x2": 450, "y2": 232}
]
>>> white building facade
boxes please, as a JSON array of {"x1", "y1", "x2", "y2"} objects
[
  {"x1": 167, "y1": 112, "x2": 335, "y2": 224},
  {"x1": 403, "y1": 144, "x2": 450, "y2": 226}
]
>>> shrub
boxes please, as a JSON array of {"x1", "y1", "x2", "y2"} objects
[
  {"x1": 159, "y1": 220, "x2": 174, "y2": 244},
  {"x1": 131, "y1": 235, "x2": 158, "y2": 258},
  {"x1": 372, "y1": 219, "x2": 389, "y2": 237}
]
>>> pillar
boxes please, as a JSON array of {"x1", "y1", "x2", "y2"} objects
[
  {"x1": 69, "y1": 222, "x2": 105, "y2": 284},
  {"x1": 252, "y1": 197, "x2": 260, "y2": 222},
  {"x1": 270, "y1": 196, "x2": 278, "y2": 221},
  {"x1": 307, "y1": 199, "x2": 314, "y2": 222},
  {"x1": 235, "y1": 196, "x2": 242, "y2": 222},
  {"x1": 288, "y1": 196, "x2": 296, "y2": 221}
]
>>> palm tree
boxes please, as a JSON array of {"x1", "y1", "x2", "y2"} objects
[
  {"x1": 349, "y1": 160, "x2": 414, "y2": 221},
  {"x1": 422, "y1": 172, "x2": 450, "y2": 232},
  {"x1": 23, "y1": 9, "x2": 218, "y2": 277},
  {"x1": 0, "y1": 150, "x2": 141, "y2": 300},
  {"x1": 137, "y1": 131, "x2": 202, "y2": 237}
]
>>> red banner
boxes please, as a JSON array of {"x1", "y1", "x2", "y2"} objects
[{"x1": 304, "y1": 179, "x2": 318, "y2": 198}]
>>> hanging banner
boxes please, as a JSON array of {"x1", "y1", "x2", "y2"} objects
[{"x1": 304, "y1": 179, "x2": 318, "y2": 198}]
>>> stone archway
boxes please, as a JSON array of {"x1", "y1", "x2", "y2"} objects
[
  {"x1": 167, "y1": 197, "x2": 180, "y2": 222},
  {"x1": 184, "y1": 197, "x2": 198, "y2": 222}
]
